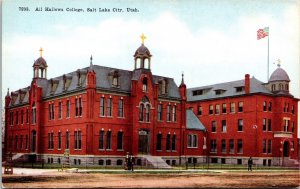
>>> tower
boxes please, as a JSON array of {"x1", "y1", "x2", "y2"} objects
[
  {"x1": 267, "y1": 60, "x2": 290, "y2": 94},
  {"x1": 133, "y1": 34, "x2": 152, "y2": 70},
  {"x1": 33, "y1": 48, "x2": 48, "y2": 79}
]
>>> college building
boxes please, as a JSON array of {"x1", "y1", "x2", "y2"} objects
[{"x1": 4, "y1": 38, "x2": 299, "y2": 167}]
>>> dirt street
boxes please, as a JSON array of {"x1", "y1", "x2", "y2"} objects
[{"x1": 2, "y1": 171, "x2": 300, "y2": 188}]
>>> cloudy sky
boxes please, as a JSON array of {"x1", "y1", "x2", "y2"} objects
[{"x1": 2, "y1": 0, "x2": 299, "y2": 127}]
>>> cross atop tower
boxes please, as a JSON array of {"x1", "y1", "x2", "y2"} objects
[
  {"x1": 140, "y1": 33, "x2": 146, "y2": 45},
  {"x1": 39, "y1": 47, "x2": 43, "y2": 57},
  {"x1": 276, "y1": 58, "x2": 281, "y2": 67}
]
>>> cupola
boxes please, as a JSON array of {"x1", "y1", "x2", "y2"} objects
[
  {"x1": 134, "y1": 34, "x2": 152, "y2": 70},
  {"x1": 33, "y1": 48, "x2": 48, "y2": 79},
  {"x1": 267, "y1": 60, "x2": 290, "y2": 93}
]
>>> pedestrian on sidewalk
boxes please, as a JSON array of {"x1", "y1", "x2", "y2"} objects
[{"x1": 248, "y1": 157, "x2": 253, "y2": 171}]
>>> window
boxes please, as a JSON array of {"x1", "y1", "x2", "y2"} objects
[
  {"x1": 167, "y1": 105, "x2": 171, "y2": 122},
  {"x1": 283, "y1": 102, "x2": 287, "y2": 112},
  {"x1": 100, "y1": 97, "x2": 105, "y2": 116},
  {"x1": 16, "y1": 111, "x2": 19, "y2": 125},
  {"x1": 215, "y1": 104, "x2": 220, "y2": 114},
  {"x1": 192, "y1": 90, "x2": 203, "y2": 96},
  {"x1": 229, "y1": 139, "x2": 234, "y2": 154},
  {"x1": 210, "y1": 139, "x2": 217, "y2": 153},
  {"x1": 26, "y1": 109, "x2": 29, "y2": 123},
  {"x1": 263, "y1": 140, "x2": 266, "y2": 153},
  {"x1": 291, "y1": 105, "x2": 295, "y2": 114},
  {"x1": 106, "y1": 131, "x2": 112, "y2": 150},
  {"x1": 159, "y1": 80, "x2": 168, "y2": 95},
  {"x1": 156, "y1": 134, "x2": 162, "y2": 150},
  {"x1": 99, "y1": 130, "x2": 104, "y2": 150},
  {"x1": 25, "y1": 135, "x2": 28, "y2": 149},
  {"x1": 117, "y1": 132, "x2": 123, "y2": 150},
  {"x1": 66, "y1": 131, "x2": 70, "y2": 149},
  {"x1": 209, "y1": 105, "x2": 214, "y2": 114},
  {"x1": 292, "y1": 122, "x2": 294, "y2": 132},
  {"x1": 263, "y1": 101, "x2": 267, "y2": 111},
  {"x1": 118, "y1": 99, "x2": 124, "y2": 117},
  {"x1": 187, "y1": 134, "x2": 198, "y2": 148},
  {"x1": 221, "y1": 139, "x2": 226, "y2": 153},
  {"x1": 197, "y1": 106, "x2": 202, "y2": 115},
  {"x1": 107, "y1": 98, "x2": 112, "y2": 117},
  {"x1": 139, "y1": 104, "x2": 144, "y2": 121},
  {"x1": 230, "y1": 102, "x2": 235, "y2": 113},
  {"x1": 211, "y1": 121, "x2": 216, "y2": 133},
  {"x1": 58, "y1": 132, "x2": 62, "y2": 149},
  {"x1": 284, "y1": 119, "x2": 289, "y2": 132},
  {"x1": 268, "y1": 102, "x2": 272, "y2": 111},
  {"x1": 48, "y1": 133, "x2": 54, "y2": 149},
  {"x1": 238, "y1": 102, "x2": 243, "y2": 112},
  {"x1": 158, "y1": 104, "x2": 163, "y2": 121},
  {"x1": 142, "y1": 77, "x2": 148, "y2": 92},
  {"x1": 49, "y1": 103, "x2": 54, "y2": 120},
  {"x1": 58, "y1": 102, "x2": 62, "y2": 119},
  {"x1": 222, "y1": 120, "x2": 227, "y2": 132},
  {"x1": 32, "y1": 103, "x2": 36, "y2": 124},
  {"x1": 238, "y1": 119, "x2": 243, "y2": 131},
  {"x1": 20, "y1": 135, "x2": 23, "y2": 149},
  {"x1": 66, "y1": 100, "x2": 70, "y2": 118},
  {"x1": 236, "y1": 86, "x2": 244, "y2": 92},
  {"x1": 10, "y1": 112, "x2": 14, "y2": 125},
  {"x1": 222, "y1": 103, "x2": 226, "y2": 113},
  {"x1": 145, "y1": 104, "x2": 150, "y2": 122},
  {"x1": 267, "y1": 140, "x2": 272, "y2": 153},
  {"x1": 21, "y1": 110, "x2": 24, "y2": 124},
  {"x1": 75, "y1": 98, "x2": 79, "y2": 116},
  {"x1": 172, "y1": 135, "x2": 176, "y2": 151},
  {"x1": 237, "y1": 139, "x2": 243, "y2": 153},
  {"x1": 166, "y1": 134, "x2": 171, "y2": 151},
  {"x1": 172, "y1": 106, "x2": 176, "y2": 122},
  {"x1": 112, "y1": 76, "x2": 119, "y2": 86},
  {"x1": 74, "y1": 131, "x2": 82, "y2": 150},
  {"x1": 268, "y1": 119, "x2": 272, "y2": 131},
  {"x1": 263, "y1": 118, "x2": 267, "y2": 131}
]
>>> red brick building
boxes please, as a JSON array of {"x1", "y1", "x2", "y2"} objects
[
  {"x1": 187, "y1": 70, "x2": 298, "y2": 166},
  {"x1": 4, "y1": 42, "x2": 299, "y2": 167},
  {"x1": 4, "y1": 44, "x2": 206, "y2": 167}
]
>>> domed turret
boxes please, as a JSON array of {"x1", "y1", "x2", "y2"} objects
[
  {"x1": 267, "y1": 61, "x2": 290, "y2": 93},
  {"x1": 33, "y1": 48, "x2": 48, "y2": 79},
  {"x1": 134, "y1": 34, "x2": 152, "y2": 70}
]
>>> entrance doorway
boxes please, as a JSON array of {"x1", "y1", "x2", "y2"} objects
[
  {"x1": 138, "y1": 130, "x2": 150, "y2": 154},
  {"x1": 283, "y1": 141, "x2": 289, "y2": 157},
  {"x1": 31, "y1": 130, "x2": 37, "y2": 153}
]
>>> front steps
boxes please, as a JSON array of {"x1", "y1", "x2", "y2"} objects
[
  {"x1": 282, "y1": 157, "x2": 299, "y2": 167},
  {"x1": 138, "y1": 155, "x2": 172, "y2": 169}
]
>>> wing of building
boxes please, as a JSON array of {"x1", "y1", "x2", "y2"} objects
[{"x1": 4, "y1": 42, "x2": 298, "y2": 167}]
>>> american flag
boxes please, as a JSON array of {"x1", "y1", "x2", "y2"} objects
[{"x1": 257, "y1": 27, "x2": 269, "y2": 40}]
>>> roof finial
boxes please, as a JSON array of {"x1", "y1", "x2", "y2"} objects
[
  {"x1": 181, "y1": 72, "x2": 185, "y2": 85},
  {"x1": 6, "y1": 88, "x2": 9, "y2": 96},
  {"x1": 89, "y1": 55, "x2": 94, "y2": 70},
  {"x1": 140, "y1": 33, "x2": 146, "y2": 45},
  {"x1": 276, "y1": 58, "x2": 281, "y2": 67},
  {"x1": 39, "y1": 47, "x2": 43, "y2": 57}
]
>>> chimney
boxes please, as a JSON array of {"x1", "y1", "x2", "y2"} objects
[{"x1": 245, "y1": 74, "x2": 250, "y2": 94}]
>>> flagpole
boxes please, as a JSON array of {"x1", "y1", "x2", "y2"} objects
[{"x1": 267, "y1": 29, "x2": 269, "y2": 81}]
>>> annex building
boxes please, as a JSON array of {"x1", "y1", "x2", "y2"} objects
[{"x1": 4, "y1": 38, "x2": 299, "y2": 167}]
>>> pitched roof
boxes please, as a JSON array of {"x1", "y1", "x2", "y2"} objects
[
  {"x1": 187, "y1": 77, "x2": 272, "y2": 102},
  {"x1": 186, "y1": 109, "x2": 206, "y2": 131}
]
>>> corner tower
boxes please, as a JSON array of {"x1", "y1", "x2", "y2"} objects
[
  {"x1": 134, "y1": 34, "x2": 152, "y2": 70},
  {"x1": 33, "y1": 48, "x2": 48, "y2": 79}
]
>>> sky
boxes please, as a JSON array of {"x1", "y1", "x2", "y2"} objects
[{"x1": 2, "y1": 0, "x2": 300, "y2": 132}]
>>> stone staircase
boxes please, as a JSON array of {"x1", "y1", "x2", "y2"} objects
[
  {"x1": 12, "y1": 153, "x2": 24, "y2": 161},
  {"x1": 139, "y1": 155, "x2": 172, "y2": 169},
  {"x1": 282, "y1": 157, "x2": 299, "y2": 167}
]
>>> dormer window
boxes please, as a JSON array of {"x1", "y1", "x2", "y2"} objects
[
  {"x1": 192, "y1": 90, "x2": 203, "y2": 96},
  {"x1": 142, "y1": 77, "x2": 148, "y2": 92},
  {"x1": 235, "y1": 86, "x2": 245, "y2": 92},
  {"x1": 215, "y1": 89, "x2": 225, "y2": 95},
  {"x1": 63, "y1": 75, "x2": 72, "y2": 91},
  {"x1": 158, "y1": 79, "x2": 168, "y2": 95},
  {"x1": 109, "y1": 70, "x2": 120, "y2": 87},
  {"x1": 50, "y1": 79, "x2": 59, "y2": 94},
  {"x1": 77, "y1": 69, "x2": 86, "y2": 87}
]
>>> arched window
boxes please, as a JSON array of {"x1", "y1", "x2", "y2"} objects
[
  {"x1": 271, "y1": 84, "x2": 276, "y2": 91},
  {"x1": 145, "y1": 104, "x2": 150, "y2": 122},
  {"x1": 285, "y1": 84, "x2": 289, "y2": 91},
  {"x1": 139, "y1": 104, "x2": 144, "y2": 121},
  {"x1": 142, "y1": 77, "x2": 148, "y2": 92},
  {"x1": 32, "y1": 103, "x2": 36, "y2": 124},
  {"x1": 279, "y1": 83, "x2": 284, "y2": 90}
]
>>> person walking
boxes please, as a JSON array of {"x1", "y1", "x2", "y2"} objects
[
  {"x1": 130, "y1": 154, "x2": 135, "y2": 172},
  {"x1": 248, "y1": 157, "x2": 253, "y2": 171}
]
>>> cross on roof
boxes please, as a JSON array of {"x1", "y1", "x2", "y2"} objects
[
  {"x1": 140, "y1": 33, "x2": 146, "y2": 45},
  {"x1": 39, "y1": 47, "x2": 43, "y2": 57},
  {"x1": 276, "y1": 59, "x2": 281, "y2": 67}
]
